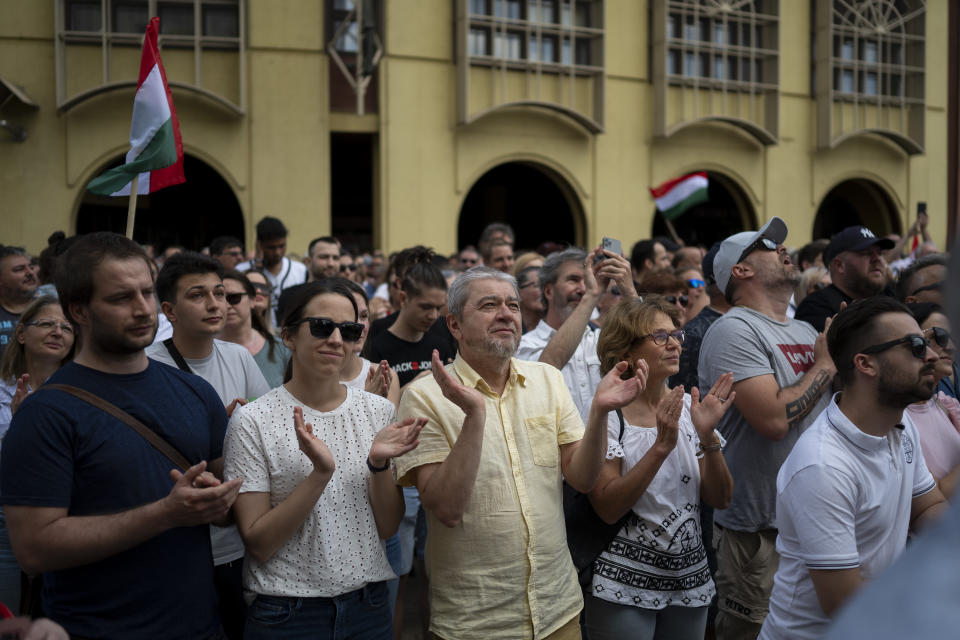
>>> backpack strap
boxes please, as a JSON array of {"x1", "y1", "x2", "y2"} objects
[{"x1": 162, "y1": 338, "x2": 192, "y2": 373}]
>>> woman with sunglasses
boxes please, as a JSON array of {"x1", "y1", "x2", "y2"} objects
[
  {"x1": 585, "y1": 295, "x2": 735, "y2": 640},
  {"x1": 221, "y1": 270, "x2": 290, "y2": 388},
  {"x1": 340, "y1": 280, "x2": 399, "y2": 407},
  {"x1": 0, "y1": 295, "x2": 75, "y2": 611},
  {"x1": 224, "y1": 280, "x2": 424, "y2": 639},
  {"x1": 244, "y1": 268, "x2": 276, "y2": 335},
  {"x1": 637, "y1": 271, "x2": 692, "y2": 326},
  {"x1": 905, "y1": 303, "x2": 960, "y2": 498}
]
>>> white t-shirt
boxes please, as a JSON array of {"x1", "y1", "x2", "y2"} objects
[
  {"x1": 342, "y1": 356, "x2": 372, "y2": 390},
  {"x1": 516, "y1": 320, "x2": 603, "y2": 422},
  {"x1": 760, "y1": 395, "x2": 937, "y2": 640},
  {"x1": 223, "y1": 385, "x2": 397, "y2": 597},
  {"x1": 592, "y1": 395, "x2": 722, "y2": 610},
  {"x1": 238, "y1": 257, "x2": 308, "y2": 325}
]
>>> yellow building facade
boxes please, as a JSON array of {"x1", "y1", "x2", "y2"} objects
[{"x1": 0, "y1": 0, "x2": 950, "y2": 256}]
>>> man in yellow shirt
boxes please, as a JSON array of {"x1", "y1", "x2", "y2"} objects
[{"x1": 395, "y1": 266, "x2": 646, "y2": 640}]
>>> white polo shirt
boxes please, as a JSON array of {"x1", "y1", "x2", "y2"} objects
[
  {"x1": 760, "y1": 395, "x2": 937, "y2": 640},
  {"x1": 516, "y1": 319, "x2": 602, "y2": 422}
]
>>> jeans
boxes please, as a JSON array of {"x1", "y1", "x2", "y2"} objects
[
  {"x1": 385, "y1": 534, "x2": 402, "y2": 615},
  {"x1": 0, "y1": 506, "x2": 20, "y2": 613},
  {"x1": 244, "y1": 582, "x2": 392, "y2": 640}
]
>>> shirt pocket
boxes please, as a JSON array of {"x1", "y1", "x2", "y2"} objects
[{"x1": 525, "y1": 415, "x2": 559, "y2": 467}]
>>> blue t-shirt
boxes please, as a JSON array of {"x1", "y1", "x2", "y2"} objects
[{"x1": 0, "y1": 361, "x2": 227, "y2": 640}]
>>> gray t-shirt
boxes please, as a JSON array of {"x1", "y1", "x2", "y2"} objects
[
  {"x1": 146, "y1": 338, "x2": 271, "y2": 564},
  {"x1": 698, "y1": 306, "x2": 828, "y2": 532}
]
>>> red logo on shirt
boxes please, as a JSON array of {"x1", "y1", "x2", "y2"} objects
[{"x1": 777, "y1": 344, "x2": 816, "y2": 375}]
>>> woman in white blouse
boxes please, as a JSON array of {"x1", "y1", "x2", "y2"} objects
[
  {"x1": 586, "y1": 295, "x2": 735, "y2": 640},
  {"x1": 224, "y1": 280, "x2": 424, "y2": 639}
]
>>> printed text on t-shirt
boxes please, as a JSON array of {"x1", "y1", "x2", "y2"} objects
[{"x1": 777, "y1": 343, "x2": 816, "y2": 375}]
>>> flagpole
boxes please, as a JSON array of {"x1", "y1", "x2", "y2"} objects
[
  {"x1": 660, "y1": 210, "x2": 683, "y2": 246},
  {"x1": 126, "y1": 174, "x2": 139, "y2": 239}
]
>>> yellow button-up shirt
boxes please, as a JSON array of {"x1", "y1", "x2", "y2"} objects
[{"x1": 395, "y1": 355, "x2": 586, "y2": 640}]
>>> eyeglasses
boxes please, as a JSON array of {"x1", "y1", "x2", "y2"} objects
[
  {"x1": 460, "y1": 258, "x2": 478, "y2": 265},
  {"x1": 518, "y1": 281, "x2": 538, "y2": 290},
  {"x1": 687, "y1": 279, "x2": 706, "y2": 289},
  {"x1": 641, "y1": 329, "x2": 685, "y2": 346},
  {"x1": 859, "y1": 334, "x2": 930, "y2": 360},
  {"x1": 340, "y1": 264, "x2": 357, "y2": 272},
  {"x1": 924, "y1": 326, "x2": 952, "y2": 349},
  {"x1": 289, "y1": 317, "x2": 364, "y2": 342},
  {"x1": 664, "y1": 295, "x2": 689, "y2": 307},
  {"x1": 910, "y1": 281, "x2": 943, "y2": 297},
  {"x1": 251, "y1": 282, "x2": 272, "y2": 296},
  {"x1": 738, "y1": 237, "x2": 778, "y2": 263},
  {"x1": 225, "y1": 292, "x2": 247, "y2": 305},
  {"x1": 24, "y1": 319, "x2": 74, "y2": 335}
]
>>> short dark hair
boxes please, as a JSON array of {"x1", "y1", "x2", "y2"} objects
[
  {"x1": 906, "y1": 302, "x2": 945, "y2": 328},
  {"x1": 895, "y1": 254, "x2": 948, "y2": 301},
  {"x1": 827, "y1": 297, "x2": 913, "y2": 386},
  {"x1": 155, "y1": 251, "x2": 224, "y2": 303},
  {"x1": 308, "y1": 236, "x2": 340, "y2": 257},
  {"x1": 256, "y1": 217, "x2": 288, "y2": 242},
  {"x1": 797, "y1": 239, "x2": 830, "y2": 268},
  {"x1": 401, "y1": 259, "x2": 448, "y2": 298},
  {"x1": 209, "y1": 235, "x2": 243, "y2": 256},
  {"x1": 386, "y1": 246, "x2": 435, "y2": 283},
  {"x1": 630, "y1": 240, "x2": 658, "y2": 273},
  {"x1": 280, "y1": 279, "x2": 359, "y2": 383},
  {"x1": 56, "y1": 232, "x2": 152, "y2": 324}
]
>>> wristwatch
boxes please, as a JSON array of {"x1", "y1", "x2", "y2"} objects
[{"x1": 367, "y1": 456, "x2": 390, "y2": 473}]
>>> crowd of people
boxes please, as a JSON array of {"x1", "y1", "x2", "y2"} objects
[{"x1": 0, "y1": 210, "x2": 954, "y2": 640}]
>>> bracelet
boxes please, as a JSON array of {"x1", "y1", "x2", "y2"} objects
[
  {"x1": 367, "y1": 456, "x2": 390, "y2": 473},
  {"x1": 698, "y1": 436, "x2": 723, "y2": 454}
]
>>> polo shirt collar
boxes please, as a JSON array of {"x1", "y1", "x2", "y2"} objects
[
  {"x1": 826, "y1": 393, "x2": 898, "y2": 452},
  {"x1": 452, "y1": 353, "x2": 526, "y2": 396}
]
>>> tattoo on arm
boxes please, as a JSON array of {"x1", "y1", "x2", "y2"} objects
[{"x1": 785, "y1": 370, "x2": 832, "y2": 428}]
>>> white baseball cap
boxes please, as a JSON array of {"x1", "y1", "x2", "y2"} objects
[{"x1": 714, "y1": 217, "x2": 789, "y2": 295}]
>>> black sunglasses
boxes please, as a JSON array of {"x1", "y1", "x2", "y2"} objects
[
  {"x1": 859, "y1": 334, "x2": 930, "y2": 360},
  {"x1": 290, "y1": 317, "x2": 364, "y2": 342},
  {"x1": 924, "y1": 326, "x2": 952, "y2": 349},
  {"x1": 664, "y1": 294, "x2": 689, "y2": 307},
  {"x1": 225, "y1": 292, "x2": 247, "y2": 305},
  {"x1": 251, "y1": 282, "x2": 272, "y2": 296},
  {"x1": 738, "y1": 237, "x2": 778, "y2": 263},
  {"x1": 910, "y1": 281, "x2": 944, "y2": 297},
  {"x1": 340, "y1": 264, "x2": 357, "y2": 272}
]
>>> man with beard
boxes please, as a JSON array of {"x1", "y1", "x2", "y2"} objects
[
  {"x1": 699, "y1": 217, "x2": 835, "y2": 640},
  {"x1": 306, "y1": 235, "x2": 341, "y2": 281},
  {"x1": 394, "y1": 267, "x2": 646, "y2": 639},
  {"x1": 517, "y1": 247, "x2": 636, "y2": 420},
  {"x1": 760, "y1": 297, "x2": 947, "y2": 640},
  {"x1": 0, "y1": 233, "x2": 242, "y2": 640},
  {"x1": 0, "y1": 246, "x2": 38, "y2": 359},
  {"x1": 795, "y1": 225, "x2": 895, "y2": 332}
]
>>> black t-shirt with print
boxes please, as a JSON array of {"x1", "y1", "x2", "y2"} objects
[{"x1": 365, "y1": 328, "x2": 457, "y2": 387}]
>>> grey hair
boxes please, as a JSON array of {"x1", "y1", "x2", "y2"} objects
[
  {"x1": 447, "y1": 266, "x2": 518, "y2": 319},
  {"x1": 539, "y1": 247, "x2": 587, "y2": 309}
]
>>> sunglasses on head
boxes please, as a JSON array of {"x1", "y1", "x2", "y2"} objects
[
  {"x1": 924, "y1": 326, "x2": 952, "y2": 349},
  {"x1": 859, "y1": 334, "x2": 930, "y2": 360},
  {"x1": 225, "y1": 292, "x2": 247, "y2": 305},
  {"x1": 687, "y1": 279, "x2": 706, "y2": 289},
  {"x1": 664, "y1": 294, "x2": 689, "y2": 307},
  {"x1": 738, "y1": 237, "x2": 778, "y2": 263},
  {"x1": 290, "y1": 317, "x2": 364, "y2": 342},
  {"x1": 251, "y1": 282, "x2": 272, "y2": 296}
]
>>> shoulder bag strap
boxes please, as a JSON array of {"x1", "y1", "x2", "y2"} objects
[
  {"x1": 162, "y1": 338, "x2": 192, "y2": 373},
  {"x1": 44, "y1": 383, "x2": 193, "y2": 471}
]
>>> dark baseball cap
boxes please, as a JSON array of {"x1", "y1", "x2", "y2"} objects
[
  {"x1": 702, "y1": 242, "x2": 721, "y2": 285},
  {"x1": 823, "y1": 226, "x2": 895, "y2": 264}
]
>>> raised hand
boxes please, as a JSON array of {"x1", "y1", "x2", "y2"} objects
[
  {"x1": 164, "y1": 460, "x2": 243, "y2": 527},
  {"x1": 690, "y1": 372, "x2": 736, "y2": 439},
  {"x1": 293, "y1": 407, "x2": 336, "y2": 478},
  {"x1": 365, "y1": 360, "x2": 392, "y2": 398},
  {"x1": 593, "y1": 358, "x2": 649, "y2": 413},
  {"x1": 225, "y1": 397, "x2": 248, "y2": 418},
  {"x1": 430, "y1": 349, "x2": 485, "y2": 415},
  {"x1": 814, "y1": 314, "x2": 837, "y2": 370},
  {"x1": 595, "y1": 249, "x2": 637, "y2": 297},
  {"x1": 654, "y1": 385, "x2": 683, "y2": 453},
  {"x1": 11, "y1": 373, "x2": 31, "y2": 415},
  {"x1": 369, "y1": 417, "x2": 426, "y2": 467}
]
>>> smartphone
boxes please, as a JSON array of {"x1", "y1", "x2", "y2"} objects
[
  {"x1": 601, "y1": 237, "x2": 622, "y2": 259},
  {"x1": 917, "y1": 202, "x2": 927, "y2": 216}
]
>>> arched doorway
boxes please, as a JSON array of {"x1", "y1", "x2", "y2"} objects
[
  {"x1": 813, "y1": 179, "x2": 900, "y2": 240},
  {"x1": 458, "y1": 162, "x2": 583, "y2": 251},
  {"x1": 76, "y1": 154, "x2": 244, "y2": 251},
  {"x1": 651, "y1": 171, "x2": 756, "y2": 248}
]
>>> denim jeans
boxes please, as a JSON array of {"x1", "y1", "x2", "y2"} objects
[{"x1": 244, "y1": 582, "x2": 392, "y2": 640}]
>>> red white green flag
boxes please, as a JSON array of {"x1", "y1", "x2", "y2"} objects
[
  {"x1": 87, "y1": 17, "x2": 184, "y2": 196},
  {"x1": 649, "y1": 172, "x2": 709, "y2": 221}
]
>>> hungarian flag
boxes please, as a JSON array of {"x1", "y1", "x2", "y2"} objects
[
  {"x1": 87, "y1": 17, "x2": 184, "y2": 196},
  {"x1": 650, "y1": 172, "x2": 709, "y2": 221}
]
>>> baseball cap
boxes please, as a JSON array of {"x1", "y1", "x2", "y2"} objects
[
  {"x1": 714, "y1": 217, "x2": 789, "y2": 295},
  {"x1": 822, "y1": 226, "x2": 895, "y2": 264},
  {"x1": 702, "y1": 242, "x2": 721, "y2": 286}
]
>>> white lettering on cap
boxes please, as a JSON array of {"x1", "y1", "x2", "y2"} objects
[{"x1": 860, "y1": 228, "x2": 875, "y2": 238}]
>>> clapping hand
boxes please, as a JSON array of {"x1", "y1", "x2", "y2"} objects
[
  {"x1": 365, "y1": 360, "x2": 393, "y2": 398},
  {"x1": 654, "y1": 385, "x2": 684, "y2": 453},
  {"x1": 430, "y1": 349, "x2": 485, "y2": 416},
  {"x1": 225, "y1": 397, "x2": 248, "y2": 418},
  {"x1": 293, "y1": 406, "x2": 336, "y2": 478},
  {"x1": 593, "y1": 359, "x2": 649, "y2": 413},
  {"x1": 690, "y1": 372, "x2": 735, "y2": 439},
  {"x1": 369, "y1": 417, "x2": 427, "y2": 467},
  {"x1": 11, "y1": 373, "x2": 30, "y2": 414}
]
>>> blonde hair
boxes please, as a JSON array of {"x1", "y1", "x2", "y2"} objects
[
  {"x1": 511, "y1": 251, "x2": 543, "y2": 276},
  {"x1": 795, "y1": 266, "x2": 829, "y2": 306},
  {"x1": 597, "y1": 295, "x2": 682, "y2": 378}
]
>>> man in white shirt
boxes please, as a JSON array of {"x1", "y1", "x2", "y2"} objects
[
  {"x1": 146, "y1": 251, "x2": 270, "y2": 640},
  {"x1": 516, "y1": 247, "x2": 635, "y2": 420},
  {"x1": 238, "y1": 217, "x2": 307, "y2": 325},
  {"x1": 760, "y1": 297, "x2": 948, "y2": 640}
]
